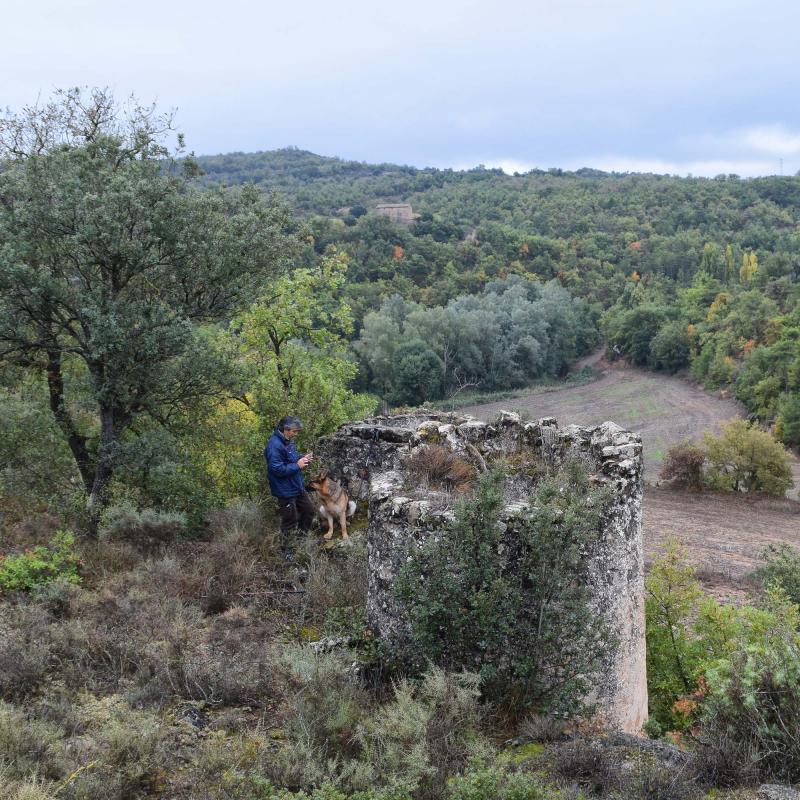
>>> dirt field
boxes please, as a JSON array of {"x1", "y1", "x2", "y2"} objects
[
  {"x1": 461, "y1": 363, "x2": 746, "y2": 480},
  {"x1": 645, "y1": 486, "x2": 800, "y2": 602},
  {"x1": 463, "y1": 364, "x2": 800, "y2": 599}
]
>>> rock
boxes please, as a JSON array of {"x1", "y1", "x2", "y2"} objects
[
  {"x1": 309, "y1": 636, "x2": 351, "y2": 654},
  {"x1": 315, "y1": 410, "x2": 647, "y2": 733},
  {"x1": 758, "y1": 786, "x2": 800, "y2": 800}
]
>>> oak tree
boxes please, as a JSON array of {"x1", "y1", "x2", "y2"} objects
[{"x1": 0, "y1": 89, "x2": 296, "y2": 529}]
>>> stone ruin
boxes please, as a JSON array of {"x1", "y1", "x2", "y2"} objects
[{"x1": 315, "y1": 410, "x2": 647, "y2": 733}]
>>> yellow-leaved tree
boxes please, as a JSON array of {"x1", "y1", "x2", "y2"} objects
[{"x1": 198, "y1": 252, "x2": 377, "y2": 498}]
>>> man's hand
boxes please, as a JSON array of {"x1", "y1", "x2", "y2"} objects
[{"x1": 298, "y1": 454, "x2": 313, "y2": 469}]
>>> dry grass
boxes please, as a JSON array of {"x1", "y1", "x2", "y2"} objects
[{"x1": 405, "y1": 444, "x2": 475, "y2": 492}]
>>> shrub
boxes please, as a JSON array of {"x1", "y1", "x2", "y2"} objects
[
  {"x1": 264, "y1": 645, "x2": 371, "y2": 790},
  {"x1": 0, "y1": 779, "x2": 58, "y2": 800},
  {"x1": 701, "y1": 418, "x2": 793, "y2": 495},
  {"x1": 55, "y1": 696, "x2": 172, "y2": 800},
  {"x1": 753, "y1": 543, "x2": 800, "y2": 605},
  {"x1": 99, "y1": 503, "x2": 186, "y2": 550},
  {"x1": 395, "y1": 464, "x2": 613, "y2": 713},
  {"x1": 207, "y1": 498, "x2": 280, "y2": 557},
  {"x1": 549, "y1": 738, "x2": 701, "y2": 799},
  {"x1": 348, "y1": 668, "x2": 489, "y2": 800},
  {"x1": 659, "y1": 443, "x2": 705, "y2": 489},
  {"x1": 0, "y1": 605, "x2": 54, "y2": 699},
  {"x1": 516, "y1": 714, "x2": 568, "y2": 744},
  {"x1": 695, "y1": 586, "x2": 800, "y2": 785},
  {"x1": 446, "y1": 762, "x2": 566, "y2": 800},
  {"x1": 0, "y1": 531, "x2": 81, "y2": 595},
  {"x1": 645, "y1": 540, "x2": 703, "y2": 731},
  {"x1": 0, "y1": 701, "x2": 66, "y2": 781},
  {"x1": 302, "y1": 537, "x2": 369, "y2": 633}
]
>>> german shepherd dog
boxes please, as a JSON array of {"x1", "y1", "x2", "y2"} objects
[{"x1": 306, "y1": 470, "x2": 357, "y2": 540}]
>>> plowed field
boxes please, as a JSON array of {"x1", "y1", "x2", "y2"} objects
[{"x1": 463, "y1": 364, "x2": 800, "y2": 599}]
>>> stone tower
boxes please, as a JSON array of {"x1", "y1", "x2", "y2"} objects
[{"x1": 315, "y1": 411, "x2": 647, "y2": 733}]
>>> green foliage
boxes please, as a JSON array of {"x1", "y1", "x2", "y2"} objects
[
  {"x1": 696, "y1": 586, "x2": 800, "y2": 784},
  {"x1": 233, "y1": 250, "x2": 377, "y2": 459},
  {"x1": 775, "y1": 391, "x2": 800, "y2": 447},
  {"x1": 604, "y1": 304, "x2": 672, "y2": 367},
  {"x1": 99, "y1": 503, "x2": 187, "y2": 548},
  {"x1": 644, "y1": 540, "x2": 703, "y2": 731},
  {"x1": 701, "y1": 418, "x2": 793, "y2": 495},
  {"x1": 348, "y1": 668, "x2": 488, "y2": 799},
  {"x1": 390, "y1": 341, "x2": 443, "y2": 406},
  {"x1": 446, "y1": 763, "x2": 565, "y2": 800},
  {"x1": 357, "y1": 278, "x2": 597, "y2": 407},
  {"x1": 192, "y1": 148, "x2": 800, "y2": 435},
  {"x1": 0, "y1": 89, "x2": 297, "y2": 523},
  {"x1": 395, "y1": 463, "x2": 613, "y2": 713},
  {"x1": 649, "y1": 321, "x2": 691, "y2": 372},
  {"x1": 753, "y1": 543, "x2": 800, "y2": 606},
  {"x1": 0, "y1": 531, "x2": 80, "y2": 594},
  {"x1": 264, "y1": 655, "x2": 490, "y2": 799},
  {"x1": 0, "y1": 386, "x2": 79, "y2": 520}
]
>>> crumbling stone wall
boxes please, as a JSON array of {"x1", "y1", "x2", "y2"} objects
[{"x1": 315, "y1": 411, "x2": 647, "y2": 733}]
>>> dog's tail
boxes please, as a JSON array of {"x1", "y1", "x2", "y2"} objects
[{"x1": 347, "y1": 500, "x2": 356, "y2": 518}]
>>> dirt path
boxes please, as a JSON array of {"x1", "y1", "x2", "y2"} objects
[{"x1": 569, "y1": 344, "x2": 607, "y2": 373}]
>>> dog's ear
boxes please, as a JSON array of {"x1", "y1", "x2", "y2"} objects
[{"x1": 318, "y1": 469, "x2": 328, "y2": 481}]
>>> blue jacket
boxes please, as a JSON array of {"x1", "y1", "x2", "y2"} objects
[{"x1": 265, "y1": 429, "x2": 307, "y2": 498}]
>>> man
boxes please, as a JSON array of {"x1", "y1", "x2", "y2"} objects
[{"x1": 265, "y1": 416, "x2": 315, "y2": 535}]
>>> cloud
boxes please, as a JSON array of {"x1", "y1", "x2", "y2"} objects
[
  {"x1": 682, "y1": 125, "x2": 800, "y2": 158},
  {"x1": 735, "y1": 125, "x2": 800, "y2": 156}
]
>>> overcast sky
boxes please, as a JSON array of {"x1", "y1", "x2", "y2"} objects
[{"x1": 3, "y1": 0, "x2": 800, "y2": 176}]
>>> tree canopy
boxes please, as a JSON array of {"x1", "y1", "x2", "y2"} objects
[{"x1": 0, "y1": 89, "x2": 297, "y2": 526}]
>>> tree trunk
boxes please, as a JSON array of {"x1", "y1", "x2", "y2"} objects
[
  {"x1": 86, "y1": 405, "x2": 116, "y2": 538},
  {"x1": 46, "y1": 350, "x2": 95, "y2": 494}
]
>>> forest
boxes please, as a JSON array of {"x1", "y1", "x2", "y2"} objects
[{"x1": 197, "y1": 148, "x2": 800, "y2": 443}]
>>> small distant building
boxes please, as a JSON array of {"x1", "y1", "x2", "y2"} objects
[{"x1": 375, "y1": 203, "x2": 414, "y2": 224}]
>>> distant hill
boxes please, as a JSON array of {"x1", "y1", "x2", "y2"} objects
[{"x1": 194, "y1": 148, "x2": 800, "y2": 239}]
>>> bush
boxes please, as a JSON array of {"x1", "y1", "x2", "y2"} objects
[
  {"x1": 0, "y1": 605, "x2": 54, "y2": 700},
  {"x1": 659, "y1": 443, "x2": 705, "y2": 489},
  {"x1": 264, "y1": 645, "x2": 371, "y2": 790},
  {"x1": 446, "y1": 762, "x2": 565, "y2": 800},
  {"x1": 753, "y1": 543, "x2": 800, "y2": 605},
  {"x1": 701, "y1": 419, "x2": 793, "y2": 495},
  {"x1": 0, "y1": 531, "x2": 80, "y2": 595},
  {"x1": 644, "y1": 540, "x2": 703, "y2": 732},
  {"x1": 0, "y1": 779, "x2": 58, "y2": 800},
  {"x1": 0, "y1": 701, "x2": 66, "y2": 781},
  {"x1": 695, "y1": 587, "x2": 800, "y2": 784},
  {"x1": 395, "y1": 464, "x2": 613, "y2": 713},
  {"x1": 99, "y1": 503, "x2": 187, "y2": 550},
  {"x1": 207, "y1": 498, "x2": 279, "y2": 557},
  {"x1": 302, "y1": 537, "x2": 369, "y2": 634},
  {"x1": 549, "y1": 738, "x2": 701, "y2": 799},
  {"x1": 348, "y1": 668, "x2": 489, "y2": 800}
]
